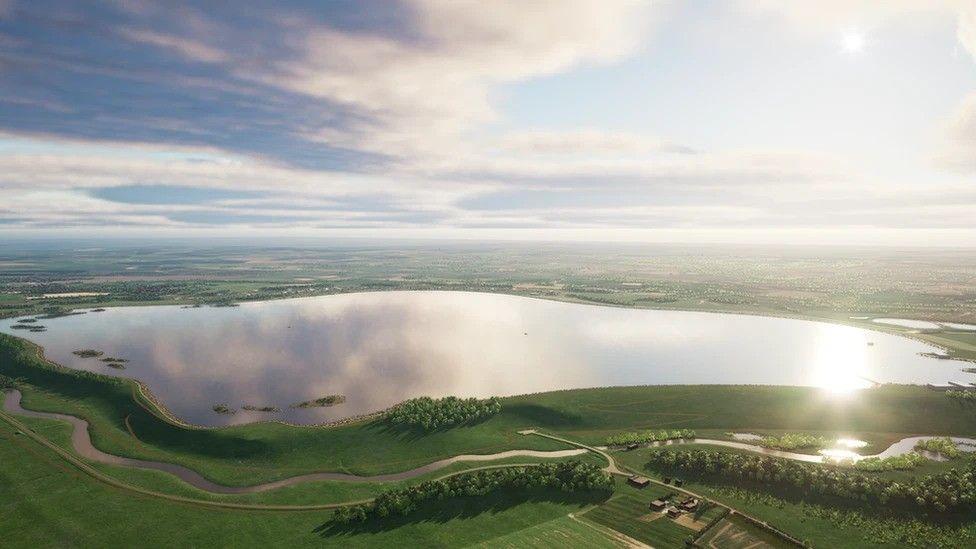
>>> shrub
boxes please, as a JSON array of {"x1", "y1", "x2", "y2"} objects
[
  {"x1": 606, "y1": 429, "x2": 696, "y2": 446},
  {"x1": 914, "y1": 437, "x2": 961, "y2": 459}
]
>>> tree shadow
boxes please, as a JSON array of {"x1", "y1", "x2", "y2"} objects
[
  {"x1": 312, "y1": 488, "x2": 610, "y2": 538},
  {"x1": 503, "y1": 403, "x2": 585, "y2": 428},
  {"x1": 364, "y1": 414, "x2": 499, "y2": 441}
]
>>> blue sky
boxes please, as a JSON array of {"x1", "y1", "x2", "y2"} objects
[{"x1": 1, "y1": 1, "x2": 975, "y2": 244}]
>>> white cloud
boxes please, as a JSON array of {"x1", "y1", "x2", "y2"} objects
[
  {"x1": 118, "y1": 28, "x2": 229, "y2": 64},
  {"x1": 247, "y1": 1, "x2": 654, "y2": 161},
  {"x1": 495, "y1": 130, "x2": 695, "y2": 156}
]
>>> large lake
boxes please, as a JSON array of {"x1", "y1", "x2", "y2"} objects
[{"x1": 1, "y1": 291, "x2": 970, "y2": 426}]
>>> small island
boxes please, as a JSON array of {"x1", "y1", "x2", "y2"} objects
[
  {"x1": 10, "y1": 324, "x2": 46, "y2": 332},
  {"x1": 211, "y1": 403, "x2": 236, "y2": 415},
  {"x1": 242, "y1": 404, "x2": 282, "y2": 413},
  {"x1": 72, "y1": 349, "x2": 104, "y2": 358},
  {"x1": 100, "y1": 357, "x2": 128, "y2": 370},
  {"x1": 290, "y1": 394, "x2": 346, "y2": 408}
]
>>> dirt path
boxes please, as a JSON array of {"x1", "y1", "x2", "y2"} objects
[{"x1": 2, "y1": 389, "x2": 586, "y2": 495}]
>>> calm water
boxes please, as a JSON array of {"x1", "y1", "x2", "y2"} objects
[{"x1": 2, "y1": 291, "x2": 970, "y2": 426}]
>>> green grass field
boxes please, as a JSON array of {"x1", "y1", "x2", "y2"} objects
[
  {"x1": 468, "y1": 515, "x2": 624, "y2": 548},
  {"x1": 578, "y1": 481, "x2": 697, "y2": 547},
  {"x1": 0, "y1": 413, "x2": 613, "y2": 548}
]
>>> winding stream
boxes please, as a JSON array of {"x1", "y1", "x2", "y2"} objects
[
  {"x1": 634, "y1": 436, "x2": 976, "y2": 464},
  {"x1": 1, "y1": 389, "x2": 586, "y2": 494}
]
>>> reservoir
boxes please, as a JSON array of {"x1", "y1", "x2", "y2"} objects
[{"x1": 1, "y1": 291, "x2": 969, "y2": 427}]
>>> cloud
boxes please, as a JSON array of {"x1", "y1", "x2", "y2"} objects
[
  {"x1": 0, "y1": 1, "x2": 653, "y2": 169},
  {"x1": 495, "y1": 130, "x2": 696, "y2": 156},
  {"x1": 117, "y1": 28, "x2": 229, "y2": 64},
  {"x1": 0, "y1": 1, "x2": 973, "y2": 239},
  {"x1": 266, "y1": 0, "x2": 654, "y2": 161},
  {"x1": 938, "y1": 92, "x2": 976, "y2": 172}
]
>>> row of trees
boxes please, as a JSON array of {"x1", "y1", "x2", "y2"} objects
[
  {"x1": 945, "y1": 390, "x2": 976, "y2": 403},
  {"x1": 646, "y1": 449, "x2": 976, "y2": 512},
  {"x1": 332, "y1": 461, "x2": 612, "y2": 524},
  {"x1": 386, "y1": 396, "x2": 501, "y2": 431},
  {"x1": 606, "y1": 429, "x2": 696, "y2": 446}
]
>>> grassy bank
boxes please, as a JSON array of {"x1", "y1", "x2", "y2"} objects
[{"x1": 0, "y1": 414, "x2": 613, "y2": 548}]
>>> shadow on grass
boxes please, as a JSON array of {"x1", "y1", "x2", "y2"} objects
[
  {"x1": 312, "y1": 488, "x2": 610, "y2": 538},
  {"x1": 502, "y1": 403, "x2": 585, "y2": 428},
  {"x1": 364, "y1": 414, "x2": 499, "y2": 441}
]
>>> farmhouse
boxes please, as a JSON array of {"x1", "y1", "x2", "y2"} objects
[
  {"x1": 649, "y1": 499, "x2": 667, "y2": 511},
  {"x1": 627, "y1": 475, "x2": 651, "y2": 488},
  {"x1": 680, "y1": 497, "x2": 699, "y2": 511}
]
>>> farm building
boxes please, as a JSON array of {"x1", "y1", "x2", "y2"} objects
[{"x1": 627, "y1": 475, "x2": 651, "y2": 488}]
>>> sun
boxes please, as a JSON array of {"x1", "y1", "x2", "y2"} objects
[{"x1": 841, "y1": 31, "x2": 865, "y2": 53}]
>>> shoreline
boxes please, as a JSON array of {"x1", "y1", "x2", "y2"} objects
[{"x1": 3, "y1": 290, "x2": 974, "y2": 430}]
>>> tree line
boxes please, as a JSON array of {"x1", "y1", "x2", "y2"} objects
[
  {"x1": 331, "y1": 461, "x2": 612, "y2": 524},
  {"x1": 386, "y1": 396, "x2": 501, "y2": 431},
  {"x1": 606, "y1": 428, "x2": 696, "y2": 446},
  {"x1": 945, "y1": 390, "x2": 976, "y2": 403},
  {"x1": 646, "y1": 449, "x2": 976, "y2": 512}
]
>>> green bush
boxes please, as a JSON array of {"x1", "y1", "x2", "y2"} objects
[
  {"x1": 853, "y1": 452, "x2": 926, "y2": 472},
  {"x1": 606, "y1": 429, "x2": 695, "y2": 446},
  {"x1": 914, "y1": 437, "x2": 961, "y2": 459}
]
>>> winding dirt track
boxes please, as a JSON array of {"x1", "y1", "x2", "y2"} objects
[{"x1": 1, "y1": 389, "x2": 586, "y2": 494}]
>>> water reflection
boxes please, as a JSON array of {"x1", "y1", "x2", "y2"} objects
[
  {"x1": 0, "y1": 291, "x2": 969, "y2": 426},
  {"x1": 807, "y1": 325, "x2": 873, "y2": 394}
]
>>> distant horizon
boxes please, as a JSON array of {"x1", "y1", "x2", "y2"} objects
[{"x1": 5, "y1": 233, "x2": 976, "y2": 252}]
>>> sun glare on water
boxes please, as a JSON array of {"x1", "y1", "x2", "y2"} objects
[{"x1": 809, "y1": 324, "x2": 873, "y2": 395}]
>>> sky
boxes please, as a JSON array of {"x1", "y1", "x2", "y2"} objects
[{"x1": 1, "y1": 0, "x2": 975, "y2": 245}]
